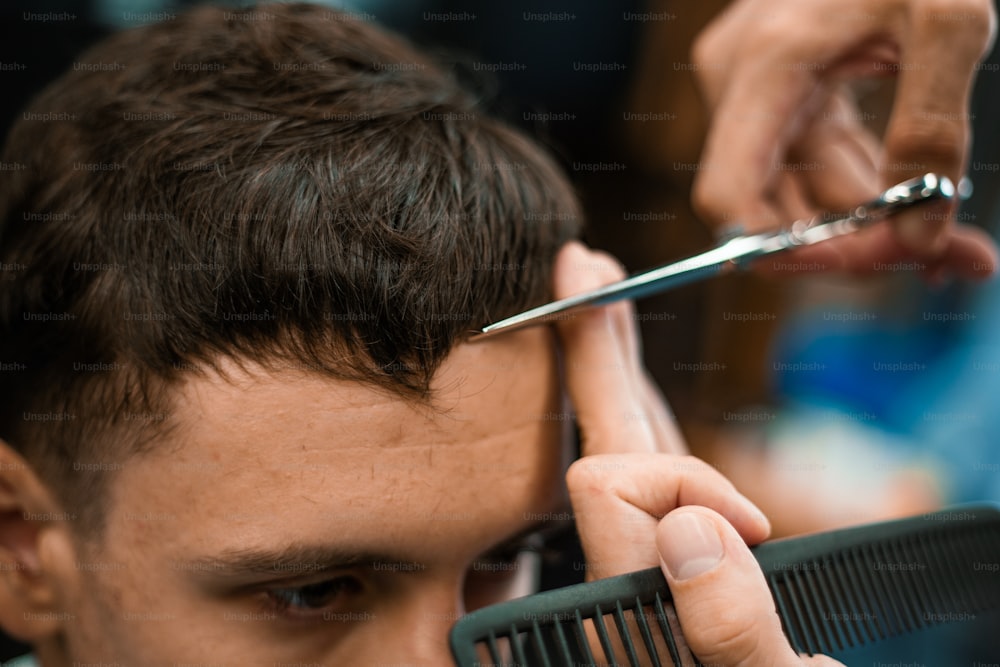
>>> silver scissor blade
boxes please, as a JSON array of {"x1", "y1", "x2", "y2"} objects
[
  {"x1": 474, "y1": 173, "x2": 960, "y2": 340},
  {"x1": 476, "y1": 235, "x2": 775, "y2": 338}
]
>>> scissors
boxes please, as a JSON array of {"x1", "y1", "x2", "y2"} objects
[{"x1": 475, "y1": 172, "x2": 961, "y2": 339}]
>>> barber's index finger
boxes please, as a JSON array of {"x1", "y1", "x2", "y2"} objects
[{"x1": 552, "y1": 242, "x2": 662, "y2": 457}]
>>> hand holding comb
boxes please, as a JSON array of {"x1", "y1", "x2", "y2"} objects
[{"x1": 450, "y1": 505, "x2": 1000, "y2": 666}]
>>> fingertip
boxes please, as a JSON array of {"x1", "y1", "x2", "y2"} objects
[
  {"x1": 552, "y1": 242, "x2": 626, "y2": 301},
  {"x1": 552, "y1": 244, "x2": 632, "y2": 349},
  {"x1": 971, "y1": 264, "x2": 999, "y2": 281},
  {"x1": 556, "y1": 239, "x2": 589, "y2": 261},
  {"x1": 657, "y1": 507, "x2": 802, "y2": 666},
  {"x1": 657, "y1": 509, "x2": 726, "y2": 582},
  {"x1": 588, "y1": 249, "x2": 628, "y2": 282},
  {"x1": 894, "y1": 209, "x2": 949, "y2": 256},
  {"x1": 965, "y1": 235, "x2": 999, "y2": 280},
  {"x1": 738, "y1": 494, "x2": 772, "y2": 544},
  {"x1": 552, "y1": 240, "x2": 590, "y2": 295},
  {"x1": 926, "y1": 224, "x2": 999, "y2": 281},
  {"x1": 656, "y1": 505, "x2": 767, "y2": 584},
  {"x1": 717, "y1": 485, "x2": 772, "y2": 544}
]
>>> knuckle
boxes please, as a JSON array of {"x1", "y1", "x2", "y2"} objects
[
  {"x1": 920, "y1": 0, "x2": 991, "y2": 23},
  {"x1": 683, "y1": 591, "x2": 766, "y2": 663},
  {"x1": 690, "y1": 173, "x2": 727, "y2": 224},
  {"x1": 704, "y1": 615, "x2": 766, "y2": 665},
  {"x1": 690, "y1": 27, "x2": 723, "y2": 79},
  {"x1": 884, "y1": 118, "x2": 966, "y2": 172},
  {"x1": 676, "y1": 455, "x2": 735, "y2": 490},
  {"x1": 919, "y1": 0, "x2": 994, "y2": 44},
  {"x1": 735, "y1": 11, "x2": 802, "y2": 65},
  {"x1": 671, "y1": 454, "x2": 713, "y2": 476},
  {"x1": 566, "y1": 455, "x2": 620, "y2": 494}
]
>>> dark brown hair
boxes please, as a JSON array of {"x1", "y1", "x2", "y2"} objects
[{"x1": 0, "y1": 3, "x2": 581, "y2": 536}]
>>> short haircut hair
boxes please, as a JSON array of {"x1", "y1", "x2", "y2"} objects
[{"x1": 0, "y1": 2, "x2": 581, "y2": 537}]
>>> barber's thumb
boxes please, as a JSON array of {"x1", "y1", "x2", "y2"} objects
[{"x1": 657, "y1": 507, "x2": 818, "y2": 667}]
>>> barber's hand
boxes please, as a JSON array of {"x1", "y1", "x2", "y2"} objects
[
  {"x1": 556, "y1": 241, "x2": 841, "y2": 665},
  {"x1": 657, "y1": 507, "x2": 844, "y2": 666},
  {"x1": 691, "y1": 0, "x2": 997, "y2": 280}
]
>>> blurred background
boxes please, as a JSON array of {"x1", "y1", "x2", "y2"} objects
[{"x1": 2, "y1": 0, "x2": 999, "y2": 663}]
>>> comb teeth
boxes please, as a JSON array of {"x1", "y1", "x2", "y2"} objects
[
  {"x1": 475, "y1": 591, "x2": 689, "y2": 666},
  {"x1": 451, "y1": 505, "x2": 1000, "y2": 667},
  {"x1": 768, "y1": 521, "x2": 1000, "y2": 655}
]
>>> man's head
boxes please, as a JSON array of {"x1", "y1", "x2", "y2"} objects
[{"x1": 0, "y1": 4, "x2": 580, "y2": 663}]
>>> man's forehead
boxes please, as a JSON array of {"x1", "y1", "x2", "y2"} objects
[
  {"x1": 98, "y1": 328, "x2": 568, "y2": 567},
  {"x1": 167, "y1": 328, "x2": 560, "y2": 451}
]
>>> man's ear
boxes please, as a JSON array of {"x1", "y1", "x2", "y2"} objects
[{"x1": 0, "y1": 439, "x2": 78, "y2": 643}]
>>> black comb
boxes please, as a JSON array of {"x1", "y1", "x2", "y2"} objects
[{"x1": 450, "y1": 504, "x2": 1000, "y2": 666}]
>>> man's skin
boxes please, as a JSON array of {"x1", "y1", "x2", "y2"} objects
[
  {"x1": 0, "y1": 242, "x2": 842, "y2": 666},
  {"x1": 692, "y1": 0, "x2": 998, "y2": 278}
]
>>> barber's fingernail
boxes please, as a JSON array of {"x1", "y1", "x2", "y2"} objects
[{"x1": 659, "y1": 512, "x2": 724, "y2": 581}]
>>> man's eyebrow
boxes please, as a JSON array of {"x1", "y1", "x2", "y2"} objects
[
  {"x1": 180, "y1": 544, "x2": 424, "y2": 583},
  {"x1": 180, "y1": 513, "x2": 575, "y2": 583}
]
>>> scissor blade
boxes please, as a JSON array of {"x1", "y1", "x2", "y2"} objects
[
  {"x1": 475, "y1": 173, "x2": 960, "y2": 340},
  {"x1": 477, "y1": 235, "x2": 772, "y2": 338}
]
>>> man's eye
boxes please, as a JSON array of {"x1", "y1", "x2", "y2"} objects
[{"x1": 265, "y1": 576, "x2": 363, "y2": 618}]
